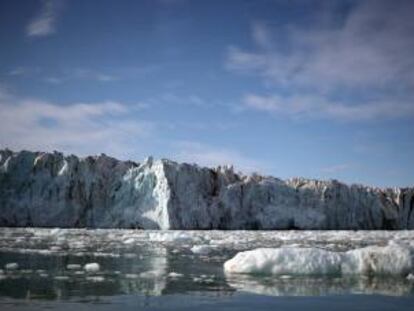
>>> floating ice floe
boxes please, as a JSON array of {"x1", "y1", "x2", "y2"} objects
[
  {"x1": 84, "y1": 263, "x2": 100, "y2": 273},
  {"x1": 148, "y1": 232, "x2": 194, "y2": 243},
  {"x1": 123, "y1": 238, "x2": 136, "y2": 244},
  {"x1": 5, "y1": 263, "x2": 19, "y2": 270},
  {"x1": 66, "y1": 264, "x2": 81, "y2": 270},
  {"x1": 190, "y1": 245, "x2": 215, "y2": 255},
  {"x1": 224, "y1": 243, "x2": 413, "y2": 276},
  {"x1": 168, "y1": 272, "x2": 183, "y2": 278},
  {"x1": 86, "y1": 276, "x2": 105, "y2": 282},
  {"x1": 54, "y1": 276, "x2": 70, "y2": 281}
]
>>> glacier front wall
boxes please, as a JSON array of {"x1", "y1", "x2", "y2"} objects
[{"x1": 0, "y1": 150, "x2": 413, "y2": 229}]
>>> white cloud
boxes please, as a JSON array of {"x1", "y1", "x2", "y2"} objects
[
  {"x1": 0, "y1": 93, "x2": 154, "y2": 159},
  {"x1": 227, "y1": 1, "x2": 414, "y2": 121},
  {"x1": 27, "y1": 0, "x2": 63, "y2": 37},
  {"x1": 244, "y1": 94, "x2": 414, "y2": 121},
  {"x1": 72, "y1": 69, "x2": 119, "y2": 82},
  {"x1": 172, "y1": 141, "x2": 268, "y2": 174}
]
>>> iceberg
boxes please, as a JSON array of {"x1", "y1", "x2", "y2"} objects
[
  {"x1": 1, "y1": 149, "x2": 413, "y2": 229},
  {"x1": 224, "y1": 243, "x2": 413, "y2": 276},
  {"x1": 84, "y1": 263, "x2": 100, "y2": 273}
]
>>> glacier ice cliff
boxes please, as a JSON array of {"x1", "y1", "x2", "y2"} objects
[{"x1": 0, "y1": 149, "x2": 413, "y2": 229}]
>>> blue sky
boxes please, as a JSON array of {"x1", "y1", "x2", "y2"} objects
[{"x1": 0, "y1": 0, "x2": 413, "y2": 187}]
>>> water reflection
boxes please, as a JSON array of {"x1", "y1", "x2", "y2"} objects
[{"x1": 225, "y1": 274, "x2": 414, "y2": 297}]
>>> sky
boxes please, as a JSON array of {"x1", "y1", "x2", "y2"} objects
[{"x1": 0, "y1": 0, "x2": 413, "y2": 187}]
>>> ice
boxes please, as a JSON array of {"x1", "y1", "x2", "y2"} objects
[
  {"x1": 0, "y1": 227, "x2": 413, "y2": 299},
  {"x1": 148, "y1": 231, "x2": 194, "y2": 243},
  {"x1": 140, "y1": 270, "x2": 164, "y2": 278},
  {"x1": 86, "y1": 276, "x2": 105, "y2": 282},
  {"x1": 342, "y1": 243, "x2": 412, "y2": 275},
  {"x1": 224, "y1": 243, "x2": 413, "y2": 276},
  {"x1": 50, "y1": 228, "x2": 62, "y2": 236},
  {"x1": 1, "y1": 149, "x2": 413, "y2": 229},
  {"x1": 191, "y1": 245, "x2": 215, "y2": 255},
  {"x1": 224, "y1": 247, "x2": 343, "y2": 275},
  {"x1": 54, "y1": 276, "x2": 70, "y2": 281},
  {"x1": 66, "y1": 264, "x2": 82, "y2": 270},
  {"x1": 84, "y1": 263, "x2": 100, "y2": 273},
  {"x1": 168, "y1": 272, "x2": 183, "y2": 278},
  {"x1": 5, "y1": 263, "x2": 19, "y2": 270},
  {"x1": 406, "y1": 273, "x2": 414, "y2": 281},
  {"x1": 123, "y1": 238, "x2": 136, "y2": 244}
]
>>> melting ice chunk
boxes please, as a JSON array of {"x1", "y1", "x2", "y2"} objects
[
  {"x1": 191, "y1": 245, "x2": 215, "y2": 255},
  {"x1": 5, "y1": 263, "x2": 19, "y2": 270},
  {"x1": 224, "y1": 244, "x2": 413, "y2": 276},
  {"x1": 84, "y1": 263, "x2": 100, "y2": 273}
]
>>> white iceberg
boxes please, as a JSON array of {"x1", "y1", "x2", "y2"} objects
[
  {"x1": 190, "y1": 245, "x2": 215, "y2": 255},
  {"x1": 84, "y1": 262, "x2": 100, "y2": 273},
  {"x1": 224, "y1": 244, "x2": 413, "y2": 276},
  {"x1": 5, "y1": 263, "x2": 19, "y2": 270}
]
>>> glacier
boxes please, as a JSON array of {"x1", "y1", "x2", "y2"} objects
[{"x1": 0, "y1": 149, "x2": 413, "y2": 229}]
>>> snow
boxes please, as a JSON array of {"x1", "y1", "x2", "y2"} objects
[
  {"x1": 1, "y1": 149, "x2": 413, "y2": 229},
  {"x1": 224, "y1": 243, "x2": 413, "y2": 276},
  {"x1": 84, "y1": 263, "x2": 100, "y2": 273}
]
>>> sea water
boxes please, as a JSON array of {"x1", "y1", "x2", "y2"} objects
[{"x1": 0, "y1": 228, "x2": 413, "y2": 310}]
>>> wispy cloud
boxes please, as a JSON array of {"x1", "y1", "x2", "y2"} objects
[
  {"x1": 227, "y1": 1, "x2": 414, "y2": 121},
  {"x1": 8, "y1": 67, "x2": 26, "y2": 76},
  {"x1": 244, "y1": 94, "x2": 414, "y2": 121},
  {"x1": 72, "y1": 69, "x2": 119, "y2": 82},
  {"x1": 26, "y1": 0, "x2": 63, "y2": 37},
  {"x1": 0, "y1": 91, "x2": 153, "y2": 159},
  {"x1": 173, "y1": 141, "x2": 268, "y2": 174},
  {"x1": 8, "y1": 67, "x2": 119, "y2": 84}
]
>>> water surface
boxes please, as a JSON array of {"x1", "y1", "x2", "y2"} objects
[{"x1": 0, "y1": 228, "x2": 413, "y2": 310}]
